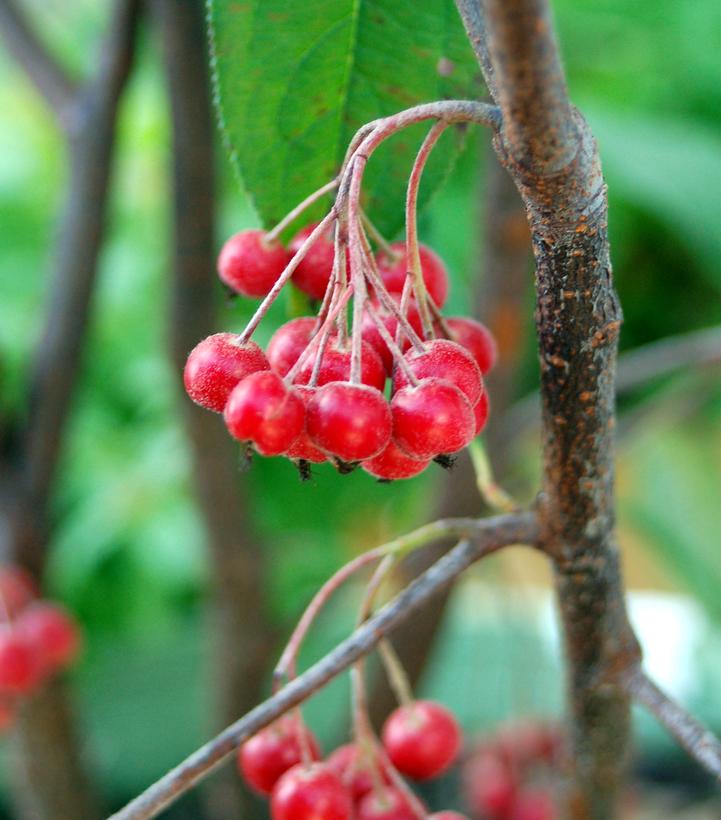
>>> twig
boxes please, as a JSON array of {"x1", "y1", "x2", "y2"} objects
[
  {"x1": 621, "y1": 667, "x2": 721, "y2": 782},
  {"x1": 454, "y1": 0, "x2": 498, "y2": 101},
  {"x1": 109, "y1": 511, "x2": 538, "y2": 820}
]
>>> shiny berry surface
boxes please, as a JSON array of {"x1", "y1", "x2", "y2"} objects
[
  {"x1": 362, "y1": 440, "x2": 430, "y2": 481},
  {"x1": 445, "y1": 316, "x2": 497, "y2": 375},
  {"x1": 393, "y1": 339, "x2": 482, "y2": 405},
  {"x1": 271, "y1": 763, "x2": 352, "y2": 820},
  {"x1": 377, "y1": 243, "x2": 449, "y2": 307},
  {"x1": 218, "y1": 229, "x2": 290, "y2": 297},
  {"x1": 184, "y1": 334, "x2": 269, "y2": 413},
  {"x1": 267, "y1": 317, "x2": 318, "y2": 376},
  {"x1": 294, "y1": 343, "x2": 386, "y2": 392},
  {"x1": 473, "y1": 391, "x2": 489, "y2": 437},
  {"x1": 290, "y1": 223, "x2": 336, "y2": 301}
]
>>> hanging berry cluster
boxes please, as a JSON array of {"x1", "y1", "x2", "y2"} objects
[
  {"x1": 184, "y1": 116, "x2": 497, "y2": 480},
  {"x1": 0, "y1": 565, "x2": 82, "y2": 731}
]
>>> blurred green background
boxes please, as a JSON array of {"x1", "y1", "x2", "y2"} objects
[{"x1": 0, "y1": 0, "x2": 720, "y2": 817}]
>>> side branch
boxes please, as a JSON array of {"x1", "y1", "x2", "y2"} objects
[
  {"x1": 621, "y1": 667, "x2": 721, "y2": 782},
  {"x1": 110, "y1": 511, "x2": 538, "y2": 820}
]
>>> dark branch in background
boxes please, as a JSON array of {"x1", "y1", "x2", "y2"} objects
[
  {"x1": 150, "y1": 0, "x2": 274, "y2": 817},
  {"x1": 0, "y1": 1, "x2": 141, "y2": 817},
  {"x1": 110, "y1": 511, "x2": 539, "y2": 820},
  {"x1": 621, "y1": 667, "x2": 721, "y2": 783},
  {"x1": 0, "y1": 0, "x2": 76, "y2": 125}
]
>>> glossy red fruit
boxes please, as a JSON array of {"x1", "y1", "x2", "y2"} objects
[
  {"x1": 0, "y1": 566, "x2": 37, "y2": 618},
  {"x1": 218, "y1": 229, "x2": 290, "y2": 297},
  {"x1": 356, "y1": 786, "x2": 421, "y2": 820},
  {"x1": 271, "y1": 763, "x2": 352, "y2": 820},
  {"x1": 362, "y1": 441, "x2": 430, "y2": 481},
  {"x1": 326, "y1": 744, "x2": 390, "y2": 802},
  {"x1": 376, "y1": 243, "x2": 449, "y2": 308},
  {"x1": 391, "y1": 379, "x2": 474, "y2": 459},
  {"x1": 360, "y1": 304, "x2": 423, "y2": 374},
  {"x1": 15, "y1": 603, "x2": 81, "y2": 671},
  {"x1": 290, "y1": 223, "x2": 336, "y2": 301},
  {"x1": 307, "y1": 383, "x2": 391, "y2": 462},
  {"x1": 445, "y1": 317, "x2": 497, "y2": 375},
  {"x1": 509, "y1": 790, "x2": 556, "y2": 820},
  {"x1": 393, "y1": 340, "x2": 482, "y2": 405},
  {"x1": 473, "y1": 391, "x2": 489, "y2": 437},
  {"x1": 0, "y1": 631, "x2": 43, "y2": 695},
  {"x1": 267, "y1": 317, "x2": 318, "y2": 376},
  {"x1": 238, "y1": 716, "x2": 321, "y2": 795},
  {"x1": 224, "y1": 371, "x2": 304, "y2": 456},
  {"x1": 294, "y1": 343, "x2": 386, "y2": 392},
  {"x1": 463, "y1": 752, "x2": 516, "y2": 819},
  {"x1": 184, "y1": 334, "x2": 269, "y2": 413},
  {"x1": 382, "y1": 700, "x2": 462, "y2": 781},
  {"x1": 285, "y1": 386, "x2": 327, "y2": 464}
]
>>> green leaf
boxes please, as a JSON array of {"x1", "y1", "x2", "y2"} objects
[{"x1": 207, "y1": 0, "x2": 481, "y2": 237}]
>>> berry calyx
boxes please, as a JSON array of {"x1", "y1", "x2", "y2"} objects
[
  {"x1": 238, "y1": 717, "x2": 321, "y2": 796},
  {"x1": 376, "y1": 243, "x2": 449, "y2": 308},
  {"x1": 393, "y1": 339, "x2": 483, "y2": 405},
  {"x1": 267, "y1": 317, "x2": 319, "y2": 376},
  {"x1": 0, "y1": 631, "x2": 43, "y2": 695},
  {"x1": 184, "y1": 334, "x2": 269, "y2": 413},
  {"x1": 307, "y1": 383, "x2": 391, "y2": 463},
  {"x1": 381, "y1": 700, "x2": 462, "y2": 781},
  {"x1": 356, "y1": 786, "x2": 421, "y2": 820},
  {"x1": 15, "y1": 603, "x2": 81, "y2": 672},
  {"x1": 290, "y1": 223, "x2": 336, "y2": 301},
  {"x1": 271, "y1": 763, "x2": 352, "y2": 820},
  {"x1": 294, "y1": 343, "x2": 386, "y2": 392},
  {"x1": 444, "y1": 316, "x2": 497, "y2": 375},
  {"x1": 391, "y1": 379, "x2": 474, "y2": 460},
  {"x1": 224, "y1": 371, "x2": 304, "y2": 456},
  {"x1": 361, "y1": 441, "x2": 430, "y2": 481},
  {"x1": 218, "y1": 229, "x2": 290, "y2": 298}
]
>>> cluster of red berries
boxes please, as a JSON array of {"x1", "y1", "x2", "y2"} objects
[
  {"x1": 238, "y1": 700, "x2": 468, "y2": 820},
  {"x1": 0, "y1": 566, "x2": 82, "y2": 731},
  {"x1": 184, "y1": 223, "x2": 497, "y2": 480},
  {"x1": 462, "y1": 721, "x2": 562, "y2": 820}
]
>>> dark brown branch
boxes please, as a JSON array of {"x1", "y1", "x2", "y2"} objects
[
  {"x1": 110, "y1": 511, "x2": 538, "y2": 820},
  {"x1": 150, "y1": 0, "x2": 274, "y2": 816},
  {"x1": 621, "y1": 667, "x2": 721, "y2": 782},
  {"x1": 454, "y1": 0, "x2": 498, "y2": 101},
  {"x1": 0, "y1": 0, "x2": 76, "y2": 124}
]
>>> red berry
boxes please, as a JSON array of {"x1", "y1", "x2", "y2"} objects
[
  {"x1": 224, "y1": 371, "x2": 304, "y2": 456},
  {"x1": 391, "y1": 379, "x2": 474, "y2": 459},
  {"x1": 238, "y1": 716, "x2": 321, "y2": 795},
  {"x1": 307, "y1": 383, "x2": 391, "y2": 463},
  {"x1": 184, "y1": 334, "x2": 269, "y2": 413},
  {"x1": 445, "y1": 317, "x2": 498, "y2": 375},
  {"x1": 326, "y1": 744, "x2": 390, "y2": 802},
  {"x1": 218, "y1": 229, "x2": 290, "y2": 298},
  {"x1": 267, "y1": 317, "x2": 318, "y2": 376},
  {"x1": 509, "y1": 790, "x2": 556, "y2": 820},
  {"x1": 0, "y1": 566, "x2": 37, "y2": 618},
  {"x1": 0, "y1": 631, "x2": 43, "y2": 695},
  {"x1": 362, "y1": 441, "x2": 430, "y2": 481},
  {"x1": 294, "y1": 343, "x2": 386, "y2": 392},
  {"x1": 15, "y1": 603, "x2": 81, "y2": 672},
  {"x1": 429, "y1": 813, "x2": 470, "y2": 820},
  {"x1": 393, "y1": 340, "x2": 482, "y2": 406},
  {"x1": 285, "y1": 386, "x2": 327, "y2": 464},
  {"x1": 495, "y1": 721, "x2": 561, "y2": 769},
  {"x1": 463, "y1": 752, "x2": 517, "y2": 819},
  {"x1": 357, "y1": 786, "x2": 421, "y2": 820},
  {"x1": 377, "y1": 243, "x2": 449, "y2": 308},
  {"x1": 290, "y1": 223, "x2": 336, "y2": 301},
  {"x1": 271, "y1": 763, "x2": 352, "y2": 820},
  {"x1": 361, "y1": 304, "x2": 423, "y2": 374},
  {"x1": 473, "y1": 391, "x2": 489, "y2": 437},
  {"x1": 381, "y1": 700, "x2": 462, "y2": 781}
]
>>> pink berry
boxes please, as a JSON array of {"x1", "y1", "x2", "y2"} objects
[
  {"x1": 356, "y1": 786, "x2": 421, "y2": 820},
  {"x1": 15, "y1": 603, "x2": 81, "y2": 672},
  {"x1": 218, "y1": 229, "x2": 290, "y2": 297},
  {"x1": 362, "y1": 440, "x2": 430, "y2": 481},
  {"x1": 307, "y1": 383, "x2": 391, "y2": 463},
  {"x1": 326, "y1": 743, "x2": 390, "y2": 802},
  {"x1": 361, "y1": 304, "x2": 423, "y2": 374},
  {"x1": 0, "y1": 566, "x2": 37, "y2": 618},
  {"x1": 224, "y1": 371, "x2": 304, "y2": 456},
  {"x1": 285, "y1": 386, "x2": 328, "y2": 464},
  {"x1": 290, "y1": 223, "x2": 336, "y2": 301},
  {"x1": 391, "y1": 379, "x2": 474, "y2": 459},
  {"x1": 238, "y1": 716, "x2": 321, "y2": 796},
  {"x1": 445, "y1": 317, "x2": 498, "y2": 375},
  {"x1": 267, "y1": 317, "x2": 318, "y2": 376},
  {"x1": 393, "y1": 340, "x2": 482, "y2": 405},
  {"x1": 473, "y1": 391, "x2": 490, "y2": 437},
  {"x1": 377, "y1": 243, "x2": 449, "y2": 308},
  {"x1": 463, "y1": 752, "x2": 517, "y2": 819},
  {"x1": 184, "y1": 334, "x2": 269, "y2": 413},
  {"x1": 271, "y1": 763, "x2": 352, "y2": 820},
  {"x1": 509, "y1": 790, "x2": 556, "y2": 820},
  {"x1": 381, "y1": 700, "x2": 462, "y2": 781},
  {"x1": 0, "y1": 631, "x2": 43, "y2": 695},
  {"x1": 429, "y1": 813, "x2": 470, "y2": 820},
  {"x1": 294, "y1": 343, "x2": 386, "y2": 392}
]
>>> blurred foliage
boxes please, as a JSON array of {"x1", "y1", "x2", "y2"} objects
[{"x1": 0, "y1": 0, "x2": 720, "y2": 808}]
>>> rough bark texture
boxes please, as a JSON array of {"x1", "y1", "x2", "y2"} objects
[{"x1": 151, "y1": 1, "x2": 274, "y2": 816}]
